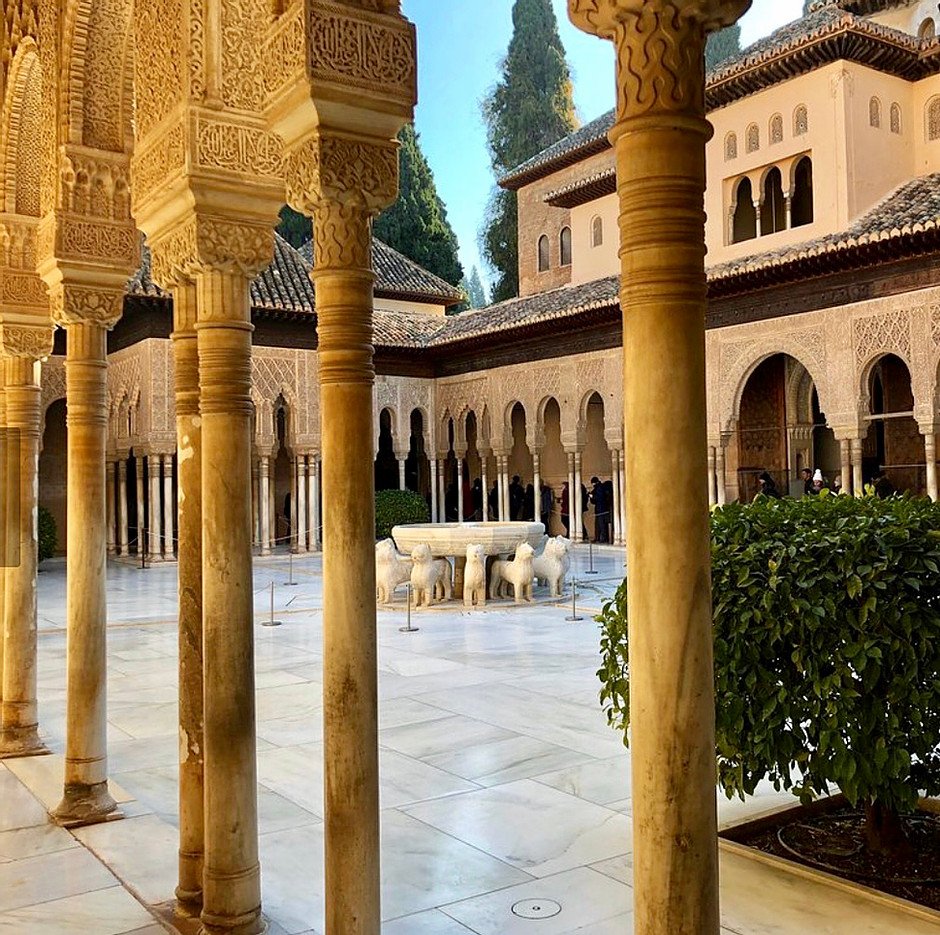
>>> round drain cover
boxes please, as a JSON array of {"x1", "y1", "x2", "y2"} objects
[{"x1": 511, "y1": 899, "x2": 562, "y2": 919}]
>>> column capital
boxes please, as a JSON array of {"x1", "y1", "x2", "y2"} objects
[
  {"x1": 568, "y1": 0, "x2": 748, "y2": 39},
  {"x1": 0, "y1": 321, "x2": 54, "y2": 360},
  {"x1": 49, "y1": 283, "x2": 124, "y2": 330}
]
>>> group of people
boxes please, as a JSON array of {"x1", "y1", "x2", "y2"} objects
[
  {"x1": 443, "y1": 471, "x2": 618, "y2": 543},
  {"x1": 756, "y1": 466, "x2": 896, "y2": 500}
]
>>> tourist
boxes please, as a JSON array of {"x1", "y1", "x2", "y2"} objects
[
  {"x1": 604, "y1": 479, "x2": 615, "y2": 540},
  {"x1": 591, "y1": 476, "x2": 610, "y2": 543},
  {"x1": 462, "y1": 474, "x2": 474, "y2": 520},
  {"x1": 580, "y1": 481, "x2": 589, "y2": 541},
  {"x1": 756, "y1": 471, "x2": 781, "y2": 499},
  {"x1": 801, "y1": 467, "x2": 814, "y2": 496},
  {"x1": 488, "y1": 481, "x2": 499, "y2": 520},
  {"x1": 874, "y1": 470, "x2": 896, "y2": 499},
  {"x1": 445, "y1": 482, "x2": 458, "y2": 521},
  {"x1": 524, "y1": 484, "x2": 535, "y2": 521},
  {"x1": 832, "y1": 475, "x2": 843, "y2": 495},
  {"x1": 812, "y1": 468, "x2": 828, "y2": 494},
  {"x1": 540, "y1": 483, "x2": 553, "y2": 530},
  {"x1": 471, "y1": 478, "x2": 483, "y2": 521},
  {"x1": 509, "y1": 475, "x2": 524, "y2": 520},
  {"x1": 560, "y1": 481, "x2": 570, "y2": 537}
]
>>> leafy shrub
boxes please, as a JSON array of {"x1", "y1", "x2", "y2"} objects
[
  {"x1": 598, "y1": 492, "x2": 940, "y2": 853},
  {"x1": 375, "y1": 489, "x2": 429, "y2": 540},
  {"x1": 38, "y1": 506, "x2": 57, "y2": 563}
]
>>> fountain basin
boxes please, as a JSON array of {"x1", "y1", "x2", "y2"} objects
[{"x1": 391, "y1": 521, "x2": 545, "y2": 558}]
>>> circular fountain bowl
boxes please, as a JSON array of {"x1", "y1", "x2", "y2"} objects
[{"x1": 391, "y1": 521, "x2": 545, "y2": 558}]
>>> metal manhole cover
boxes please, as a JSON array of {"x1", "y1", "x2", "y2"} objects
[{"x1": 511, "y1": 899, "x2": 562, "y2": 919}]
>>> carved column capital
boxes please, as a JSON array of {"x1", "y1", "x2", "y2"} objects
[
  {"x1": 0, "y1": 322, "x2": 54, "y2": 360},
  {"x1": 49, "y1": 283, "x2": 124, "y2": 330}
]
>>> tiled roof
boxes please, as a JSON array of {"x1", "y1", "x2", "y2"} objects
[
  {"x1": 709, "y1": 172, "x2": 940, "y2": 281},
  {"x1": 296, "y1": 237, "x2": 463, "y2": 303}
]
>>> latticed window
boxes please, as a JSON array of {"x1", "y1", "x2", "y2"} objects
[
  {"x1": 745, "y1": 123, "x2": 760, "y2": 153},
  {"x1": 920, "y1": 17, "x2": 936, "y2": 39},
  {"x1": 559, "y1": 226, "x2": 572, "y2": 266},
  {"x1": 793, "y1": 104, "x2": 809, "y2": 136},
  {"x1": 769, "y1": 114, "x2": 783, "y2": 145},
  {"x1": 537, "y1": 234, "x2": 549, "y2": 272},
  {"x1": 725, "y1": 132, "x2": 738, "y2": 161},
  {"x1": 591, "y1": 215, "x2": 603, "y2": 248},
  {"x1": 927, "y1": 97, "x2": 940, "y2": 141},
  {"x1": 869, "y1": 97, "x2": 882, "y2": 129},
  {"x1": 890, "y1": 103, "x2": 902, "y2": 135}
]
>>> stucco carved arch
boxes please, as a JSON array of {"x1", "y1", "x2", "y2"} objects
[
  {"x1": 500, "y1": 398, "x2": 526, "y2": 452},
  {"x1": 1, "y1": 38, "x2": 43, "y2": 217},
  {"x1": 857, "y1": 350, "x2": 921, "y2": 419}
]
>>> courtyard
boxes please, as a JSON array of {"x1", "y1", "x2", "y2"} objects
[{"x1": 0, "y1": 548, "x2": 930, "y2": 935}]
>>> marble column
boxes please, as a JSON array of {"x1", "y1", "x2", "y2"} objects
[
  {"x1": 54, "y1": 316, "x2": 119, "y2": 825},
  {"x1": 611, "y1": 451, "x2": 622, "y2": 543},
  {"x1": 397, "y1": 456, "x2": 407, "y2": 492},
  {"x1": 170, "y1": 281, "x2": 204, "y2": 910},
  {"x1": 162, "y1": 455, "x2": 174, "y2": 557},
  {"x1": 135, "y1": 457, "x2": 145, "y2": 556},
  {"x1": 839, "y1": 439, "x2": 852, "y2": 496},
  {"x1": 259, "y1": 457, "x2": 271, "y2": 557},
  {"x1": 289, "y1": 456, "x2": 298, "y2": 552},
  {"x1": 430, "y1": 458, "x2": 439, "y2": 522},
  {"x1": 310, "y1": 456, "x2": 321, "y2": 551},
  {"x1": 456, "y1": 457, "x2": 464, "y2": 522},
  {"x1": 310, "y1": 196, "x2": 384, "y2": 935},
  {"x1": 533, "y1": 454, "x2": 542, "y2": 525},
  {"x1": 851, "y1": 438, "x2": 864, "y2": 497},
  {"x1": 716, "y1": 446, "x2": 727, "y2": 506},
  {"x1": 499, "y1": 456, "x2": 509, "y2": 519},
  {"x1": 251, "y1": 461, "x2": 260, "y2": 548},
  {"x1": 573, "y1": 451, "x2": 583, "y2": 541},
  {"x1": 569, "y1": 3, "x2": 748, "y2": 932},
  {"x1": 297, "y1": 455, "x2": 308, "y2": 553},
  {"x1": 148, "y1": 453, "x2": 162, "y2": 561},
  {"x1": 437, "y1": 458, "x2": 446, "y2": 522},
  {"x1": 117, "y1": 460, "x2": 129, "y2": 556},
  {"x1": 106, "y1": 461, "x2": 117, "y2": 554},
  {"x1": 0, "y1": 349, "x2": 50, "y2": 758},
  {"x1": 567, "y1": 452, "x2": 575, "y2": 535},
  {"x1": 196, "y1": 268, "x2": 263, "y2": 935},
  {"x1": 481, "y1": 456, "x2": 489, "y2": 521},
  {"x1": 925, "y1": 432, "x2": 938, "y2": 501},
  {"x1": 707, "y1": 447, "x2": 717, "y2": 507}
]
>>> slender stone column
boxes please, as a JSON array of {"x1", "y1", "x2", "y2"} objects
[
  {"x1": 430, "y1": 458, "x2": 439, "y2": 522},
  {"x1": 707, "y1": 447, "x2": 717, "y2": 507},
  {"x1": 289, "y1": 456, "x2": 298, "y2": 552},
  {"x1": 268, "y1": 478, "x2": 276, "y2": 552},
  {"x1": 297, "y1": 455, "x2": 308, "y2": 553},
  {"x1": 310, "y1": 456, "x2": 320, "y2": 551},
  {"x1": 925, "y1": 432, "x2": 938, "y2": 501},
  {"x1": 499, "y1": 456, "x2": 509, "y2": 519},
  {"x1": 753, "y1": 199, "x2": 762, "y2": 237},
  {"x1": 259, "y1": 457, "x2": 271, "y2": 557},
  {"x1": 117, "y1": 460, "x2": 129, "y2": 556},
  {"x1": 397, "y1": 456, "x2": 407, "y2": 492},
  {"x1": 533, "y1": 454, "x2": 541, "y2": 525},
  {"x1": 196, "y1": 268, "x2": 264, "y2": 935},
  {"x1": 851, "y1": 438, "x2": 864, "y2": 497},
  {"x1": 481, "y1": 455, "x2": 489, "y2": 521},
  {"x1": 54, "y1": 316, "x2": 118, "y2": 824},
  {"x1": 0, "y1": 346, "x2": 51, "y2": 758},
  {"x1": 569, "y1": 3, "x2": 748, "y2": 932},
  {"x1": 456, "y1": 457, "x2": 465, "y2": 522},
  {"x1": 567, "y1": 452, "x2": 575, "y2": 533},
  {"x1": 148, "y1": 454, "x2": 162, "y2": 561},
  {"x1": 169, "y1": 280, "x2": 204, "y2": 911},
  {"x1": 251, "y1": 461, "x2": 259, "y2": 548},
  {"x1": 308, "y1": 195, "x2": 384, "y2": 935},
  {"x1": 437, "y1": 458, "x2": 446, "y2": 521},
  {"x1": 716, "y1": 445, "x2": 727, "y2": 506},
  {"x1": 839, "y1": 439, "x2": 851, "y2": 496},
  {"x1": 135, "y1": 458, "x2": 145, "y2": 556},
  {"x1": 163, "y1": 456, "x2": 174, "y2": 557},
  {"x1": 611, "y1": 450, "x2": 622, "y2": 542},
  {"x1": 573, "y1": 451, "x2": 583, "y2": 541},
  {"x1": 106, "y1": 461, "x2": 117, "y2": 554}
]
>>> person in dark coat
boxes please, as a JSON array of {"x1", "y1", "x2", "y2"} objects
[
  {"x1": 471, "y1": 479, "x2": 483, "y2": 521},
  {"x1": 801, "y1": 467, "x2": 814, "y2": 496},
  {"x1": 560, "y1": 482, "x2": 570, "y2": 537},
  {"x1": 445, "y1": 482, "x2": 458, "y2": 521},
  {"x1": 509, "y1": 475, "x2": 524, "y2": 520},
  {"x1": 591, "y1": 476, "x2": 610, "y2": 543},
  {"x1": 580, "y1": 481, "x2": 589, "y2": 541},
  {"x1": 873, "y1": 470, "x2": 896, "y2": 499},
  {"x1": 523, "y1": 484, "x2": 535, "y2": 521},
  {"x1": 756, "y1": 471, "x2": 782, "y2": 499},
  {"x1": 540, "y1": 484, "x2": 553, "y2": 530},
  {"x1": 488, "y1": 482, "x2": 499, "y2": 521}
]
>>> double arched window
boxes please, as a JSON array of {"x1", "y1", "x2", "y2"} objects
[
  {"x1": 537, "y1": 234, "x2": 550, "y2": 273},
  {"x1": 559, "y1": 226, "x2": 572, "y2": 267},
  {"x1": 591, "y1": 215, "x2": 604, "y2": 248}
]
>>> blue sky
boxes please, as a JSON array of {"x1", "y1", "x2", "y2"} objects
[{"x1": 400, "y1": 0, "x2": 805, "y2": 293}]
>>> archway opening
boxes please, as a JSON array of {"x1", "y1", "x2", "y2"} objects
[
  {"x1": 864, "y1": 354, "x2": 923, "y2": 494},
  {"x1": 374, "y1": 407, "x2": 398, "y2": 492},
  {"x1": 760, "y1": 167, "x2": 785, "y2": 235},
  {"x1": 582, "y1": 392, "x2": 613, "y2": 543},
  {"x1": 732, "y1": 177, "x2": 756, "y2": 243},
  {"x1": 39, "y1": 399, "x2": 67, "y2": 553},
  {"x1": 791, "y1": 157, "x2": 814, "y2": 228},
  {"x1": 508, "y1": 403, "x2": 532, "y2": 520},
  {"x1": 405, "y1": 408, "x2": 428, "y2": 500},
  {"x1": 273, "y1": 397, "x2": 292, "y2": 546},
  {"x1": 539, "y1": 397, "x2": 566, "y2": 535}
]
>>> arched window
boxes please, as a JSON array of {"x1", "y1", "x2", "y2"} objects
[
  {"x1": 745, "y1": 123, "x2": 760, "y2": 153},
  {"x1": 919, "y1": 17, "x2": 936, "y2": 39},
  {"x1": 725, "y1": 131, "x2": 738, "y2": 161},
  {"x1": 537, "y1": 234, "x2": 550, "y2": 272},
  {"x1": 769, "y1": 113, "x2": 784, "y2": 145},
  {"x1": 890, "y1": 102, "x2": 902, "y2": 134},
  {"x1": 793, "y1": 104, "x2": 809, "y2": 136},
  {"x1": 761, "y1": 167, "x2": 786, "y2": 235},
  {"x1": 869, "y1": 96, "x2": 882, "y2": 129},
  {"x1": 591, "y1": 215, "x2": 603, "y2": 248},
  {"x1": 927, "y1": 96, "x2": 940, "y2": 140},
  {"x1": 559, "y1": 226, "x2": 572, "y2": 266},
  {"x1": 732, "y1": 177, "x2": 757, "y2": 244},
  {"x1": 791, "y1": 156, "x2": 814, "y2": 228}
]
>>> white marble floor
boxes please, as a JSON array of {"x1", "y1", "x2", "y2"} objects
[{"x1": 0, "y1": 548, "x2": 932, "y2": 934}]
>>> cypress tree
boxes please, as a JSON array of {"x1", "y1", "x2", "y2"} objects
[
  {"x1": 374, "y1": 124, "x2": 463, "y2": 287},
  {"x1": 481, "y1": 0, "x2": 578, "y2": 303},
  {"x1": 706, "y1": 23, "x2": 741, "y2": 70},
  {"x1": 464, "y1": 266, "x2": 488, "y2": 309},
  {"x1": 276, "y1": 205, "x2": 311, "y2": 249}
]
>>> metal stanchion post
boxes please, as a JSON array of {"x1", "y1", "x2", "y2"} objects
[
  {"x1": 399, "y1": 584, "x2": 419, "y2": 633},
  {"x1": 585, "y1": 540, "x2": 598, "y2": 575},
  {"x1": 565, "y1": 578, "x2": 583, "y2": 622},
  {"x1": 140, "y1": 527, "x2": 147, "y2": 570},
  {"x1": 263, "y1": 580, "x2": 282, "y2": 628},
  {"x1": 285, "y1": 548, "x2": 297, "y2": 586}
]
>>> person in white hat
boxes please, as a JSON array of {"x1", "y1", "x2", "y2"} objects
[{"x1": 812, "y1": 468, "x2": 827, "y2": 494}]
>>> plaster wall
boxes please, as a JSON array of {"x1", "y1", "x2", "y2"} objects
[
  {"x1": 375, "y1": 296, "x2": 447, "y2": 317},
  {"x1": 570, "y1": 190, "x2": 618, "y2": 286},
  {"x1": 869, "y1": 0, "x2": 939, "y2": 35}
]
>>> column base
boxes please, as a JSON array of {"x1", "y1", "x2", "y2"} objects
[
  {"x1": 53, "y1": 781, "x2": 121, "y2": 828},
  {"x1": 0, "y1": 727, "x2": 50, "y2": 759},
  {"x1": 199, "y1": 907, "x2": 267, "y2": 935}
]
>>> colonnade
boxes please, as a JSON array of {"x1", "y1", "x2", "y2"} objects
[
  {"x1": 106, "y1": 453, "x2": 176, "y2": 559},
  {"x1": 252, "y1": 452, "x2": 321, "y2": 555}
]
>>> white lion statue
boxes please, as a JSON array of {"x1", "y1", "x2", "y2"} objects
[
  {"x1": 489, "y1": 541, "x2": 535, "y2": 604},
  {"x1": 410, "y1": 543, "x2": 452, "y2": 608},
  {"x1": 533, "y1": 536, "x2": 572, "y2": 597},
  {"x1": 463, "y1": 543, "x2": 487, "y2": 609},
  {"x1": 375, "y1": 538, "x2": 412, "y2": 605}
]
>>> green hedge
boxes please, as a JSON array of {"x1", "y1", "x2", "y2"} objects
[
  {"x1": 38, "y1": 506, "x2": 57, "y2": 563},
  {"x1": 375, "y1": 489, "x2": 429, "y2": 540},
  {"x1": 598, "y1": 492, "x2": 940, "y2": 850}
]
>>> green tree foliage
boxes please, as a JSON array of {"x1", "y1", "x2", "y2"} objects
[
  {"x1": 276, "y1": 205, "x2": 311, "y2": 249},
  {"x1": 38, "y1": 506, "x2": 56, "y2": 562},
  {"x1": 463, "y1": 266, "x2": 488, "y2": 309},
  {"x1": 706, "y1": 23, "x2": 741, "y2": 71},
  {"x1": 598, "y1": 493, "x2": 940, "y2": 855},
  {"x1": 375, "y1": 489, "x2": 429, "y2": 540},
  {"x1": 481, "y1": 0, "x2": 578, "y2": 302},
  {"x1": 374, "y1": 124, "x2": 463, "y2": 287}
]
